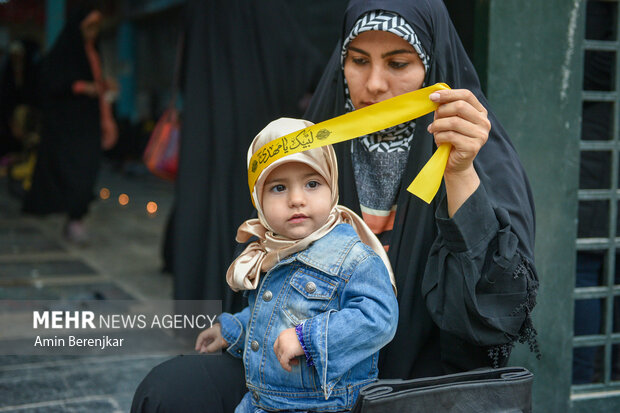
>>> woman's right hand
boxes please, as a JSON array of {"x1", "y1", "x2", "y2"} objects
[
  {"x1": 72, "y1": 80, "x2": 99, "y2": 97},
  {"x1": 195, "y1": 323, "x2": 229, "y2": 353}
]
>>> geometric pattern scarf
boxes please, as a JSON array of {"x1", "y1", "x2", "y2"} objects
[{"x1": 339, "y1": 11, "x2": 430, "y2": 234}]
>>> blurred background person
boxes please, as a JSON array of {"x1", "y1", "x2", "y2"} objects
[
  {"x1": 171, "y1": 0, "x2": 324, "y2": 312},
  {"x1": 0, "y1": 38, "x2": 39, "y2": 160},
  {"x1": 0, "y1": 38, "x2": 41, "y2": 198},
  {"x1": 22, "y1": 3, "x2": 118, "y2": 244}
]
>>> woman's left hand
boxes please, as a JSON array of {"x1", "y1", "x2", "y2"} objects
[{"x1": 427, "y1": 89, "x2": 491, "y2": 216}]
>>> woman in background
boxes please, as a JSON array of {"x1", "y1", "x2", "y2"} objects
[{"x1": 22, "y1": 4, "x2": 117, "y2": 244}]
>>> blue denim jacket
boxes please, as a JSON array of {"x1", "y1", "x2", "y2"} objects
[{"x1": 219, "y1": 223, "x2": 398, "y2": 412}]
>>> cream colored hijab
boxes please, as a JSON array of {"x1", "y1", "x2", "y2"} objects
[{"x1": 226, "y1": 118, "x2": 395, "y2": 293}]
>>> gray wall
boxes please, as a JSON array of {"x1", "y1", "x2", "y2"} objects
[{"x1": 486, "y1": 0, "x2": 584, "y2": 411}]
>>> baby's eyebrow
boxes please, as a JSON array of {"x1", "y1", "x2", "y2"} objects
[
  {"x1": 264, "y1": 172, "x2": 323, "y2": 185},
  {"x1": 265, "y1": 178, "x2": 284, "y2": 186},
  {"x1": 303, "y1": 172, "x2": 324, "y2": 180}
]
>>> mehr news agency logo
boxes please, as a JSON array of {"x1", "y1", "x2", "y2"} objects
[{"x1": 31, "y1": 309, "x2": 217, "y2": 350}]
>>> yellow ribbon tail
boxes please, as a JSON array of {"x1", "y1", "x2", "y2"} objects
[{"x1": 407, "y1": 143, "x2": 451, "y2": 204}]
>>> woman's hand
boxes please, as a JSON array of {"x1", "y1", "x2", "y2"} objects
[
  {"x1": 101, "y1": 118, "x2": 118, "y2": 150},
  {"x1": 72, "y1": 80, "x2": 99, "y2": 98},
  {"x1": 104, "y1": 77, "x2": 119, "y2": 103},
  {"x1": 273, "y1": 327, "x2": 304, "y2": 372},
  {"x1": 195, "y1": 323, "x2": 229, "y2": 353},
  {"x1": 427, "y1": 89, "x2": 490, "y2": 216}
]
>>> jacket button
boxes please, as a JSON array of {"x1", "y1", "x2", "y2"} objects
[
  {"x1": 262, "y1": 290, "x2": 273, "y2": 302},
  {"x1": 250, "y1": 340, "x2": 259, "y2": 351},
  {"x1": 305, "y1": 282, "x2": 317, "y2": 293}
]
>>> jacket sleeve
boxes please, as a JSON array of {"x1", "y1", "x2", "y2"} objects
[
  {"x1": 218, "y1": 306, "x2": 251, "y2": 358},
  {"x1": 300, "y1": 252, "x2": 398, "y2": 400},
  {"x1": 421, "y1": 183, "x2": 539, "y2": 352}
]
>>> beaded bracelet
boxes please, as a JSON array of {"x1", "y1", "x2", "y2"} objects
[{"x1": 295, "y1": 322, "x2": 314, "y2": 367}]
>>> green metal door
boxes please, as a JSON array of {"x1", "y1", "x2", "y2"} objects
[
  {"x1": 485, "y1": 0, "x2": 581, "y2": 411},
  {"x1": 485, "y1": 0, "x2": 620, "y2": 411},
  {"x1": 571, "y1": 1, "x2": 620, "y2": 411}
]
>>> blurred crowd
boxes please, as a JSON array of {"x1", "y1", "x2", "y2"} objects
[{"x1": 0, "y1": 7, "x2": 160, "y2": 244}]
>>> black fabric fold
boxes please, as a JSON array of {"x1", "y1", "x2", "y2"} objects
[{"x1": 173, "y1": 0, "x2": 324, "y2": 312}]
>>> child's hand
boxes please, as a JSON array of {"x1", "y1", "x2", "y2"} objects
[
  {"x1": 273, "y1": 327, "x2": 304, "y2": 372},
  {"x1": 195, "y1": 323, "x2": 229, "y2": 353}
]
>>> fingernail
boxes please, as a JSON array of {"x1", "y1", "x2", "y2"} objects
[
  {"x1": 427, "y1": 124, "x2": 432, "y2": 132},
  {"x1": 429, "y1": 92, "x2": 440, "y2": 101}
]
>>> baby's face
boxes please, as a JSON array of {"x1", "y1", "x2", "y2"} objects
[{"x1": 261, "y1": 162, "x2": 332, "y2": 240}]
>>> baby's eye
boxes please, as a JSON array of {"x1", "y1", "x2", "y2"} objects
[
  {"x1": 271, "y1": 184, "x2": 286, "y2": 193},
  {"x1": 306, "y1": 180, "x2": 320, "y2": 189},
  {"x1": 388, "y1": 61, "x2": 409, "y2": 69}
]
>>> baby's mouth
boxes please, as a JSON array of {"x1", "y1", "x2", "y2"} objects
[{"x1": 288, "y1": 214, "x2": 308, "y2": 223}]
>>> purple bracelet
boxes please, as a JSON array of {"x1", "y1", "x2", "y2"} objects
[{"x1": 295, "y1": 322, "x2": 314, "y2": 367}]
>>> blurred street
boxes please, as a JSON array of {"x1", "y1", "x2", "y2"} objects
[{"x1": 0, "y1": 163, "x2": 174, "y2": 412}]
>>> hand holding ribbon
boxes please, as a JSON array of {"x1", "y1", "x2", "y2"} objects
[{"x1": 424, "y1": 88, "x2": 491, "y2": 214}]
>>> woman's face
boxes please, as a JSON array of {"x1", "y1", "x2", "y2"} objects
[
  {"x1": 80, "y1": 10, "x2": 103, "y2": 42},
  {"x1": 344, "y1": 30, "x2": 425, "y2": 110}
]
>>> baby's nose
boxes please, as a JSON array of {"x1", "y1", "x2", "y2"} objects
[{"x1": 288, "y1": 187, "x2": 306, "y2": 207}]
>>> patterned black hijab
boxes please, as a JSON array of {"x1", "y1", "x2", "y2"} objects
[
  {"x1": 305, "y1": 0, "x2": 537, "y2": 378},
  {"x1": 340, "y1": 10, "x2": 429, "y2": 229}
]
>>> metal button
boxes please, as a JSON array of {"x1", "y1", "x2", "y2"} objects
[
  {"x1": 305, "y1": 281, "x2": 317, "y2": 294},
  {"x1": 250, "y1": 340, "x2": 259, "y2": 351},
  {"x1": 236, "y1": 349, "x2": 242, "y2": 354},
  {"x1": 262, "y1": 290, "x2": 273, "y2": 302}
]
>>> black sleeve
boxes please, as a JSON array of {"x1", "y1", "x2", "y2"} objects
[{"x1": 422, "y1": 184, "x2": 539, "y2": 355}]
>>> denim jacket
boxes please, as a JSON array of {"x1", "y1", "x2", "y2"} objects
[{"x1": 219, "y1": 223, "x2": 398, "y2": 412}]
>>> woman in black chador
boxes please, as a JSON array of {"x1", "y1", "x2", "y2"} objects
[
  {"x1": 132, "y1": 0, "x2": 538, "y2": 411},
  {"x1": 22, "y1": 5, "x2": 117, "y2": 243},
  {"x1": 171, "y1": 0, "x2": 322, "y2": 311}
]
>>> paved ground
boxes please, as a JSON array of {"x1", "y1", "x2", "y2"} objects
[{"x1": 0, "y1": 163, "x2": 175, "y2": 412}]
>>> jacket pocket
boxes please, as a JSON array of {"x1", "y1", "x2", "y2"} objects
[{"x1": 282, "y1": 268, "x2": 338, "y2": 325}]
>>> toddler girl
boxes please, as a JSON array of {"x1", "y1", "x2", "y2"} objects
[{"x1": 196, "y1": 118, "x2": 398, "y2": 412}]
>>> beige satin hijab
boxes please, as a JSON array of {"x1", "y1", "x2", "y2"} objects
[{"x1": 226, "y1": 118, "x2": 395, "y2": 294}]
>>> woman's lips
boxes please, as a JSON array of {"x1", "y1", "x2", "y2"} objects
[{"x1": 358, "y1": 101, "x2": 378, "y2": 109}]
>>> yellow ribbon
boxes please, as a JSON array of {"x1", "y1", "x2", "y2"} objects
[{"x1": 248, "y1": 82, "x2": 452, "y2": 204}]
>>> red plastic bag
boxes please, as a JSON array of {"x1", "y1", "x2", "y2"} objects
[{"x1": 143, "y1": 108, "x2": 180, "y2": 181}]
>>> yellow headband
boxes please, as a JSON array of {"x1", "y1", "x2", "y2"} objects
[{"x1": 248, "y1": 83, "x2": 451, "y2": 204}]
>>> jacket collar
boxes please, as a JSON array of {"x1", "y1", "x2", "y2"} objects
[{"x1": 274, "y1": 223, "x2": 360, "y2": 276}]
